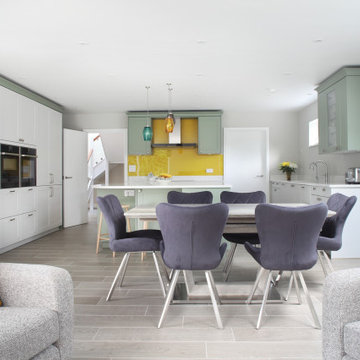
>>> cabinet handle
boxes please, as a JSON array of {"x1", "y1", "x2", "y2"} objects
[
  {"x1": 317, "y1": 197, "x2": 322, "y2": 201},
  {"x1": 9, "y1": 190, "x2": 16, "y2": 193},
  {"x1": 291, "y1": 184, "x2": 295, "y2": 187},
  {"x1": 28, "y1": 188, "x2": 33, "y2": 191},
  {"x1": 64, "y1": 176, "x2": 72, "y2": 179},
  {"x1": 256, "y1": 175, "x2": 264, "y2": 178},
  {"x1": 322, "y1": 188, "x2": 326, "y2": 192},
  {"x1": 28, "y1": 213, "x2": 33, "y2": 217},
  {"x1": 301, "y1": 186, "x2": 305, "y2": 189},
  {"x1": 19, "y1": 138, "x2": 24, "y2": 142},
  {"x1": 10, "y1": 218, "x2": 16, "y2": 222}
]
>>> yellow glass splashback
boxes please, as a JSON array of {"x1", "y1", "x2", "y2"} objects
[{"x1": 128, "y1": 118, "x2": 223, "y2": 176}]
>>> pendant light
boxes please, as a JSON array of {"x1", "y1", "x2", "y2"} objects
[
  {"x1": 165, "y1": 83, "x2": 175, "y2": 133},
  {"x1": 142, "y1": 85, "x2": 153, "y2": 141}
]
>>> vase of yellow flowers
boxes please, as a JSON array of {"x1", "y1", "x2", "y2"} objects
[{"x1": 279, "y1": 161, "x2": 298, "y2": 181}]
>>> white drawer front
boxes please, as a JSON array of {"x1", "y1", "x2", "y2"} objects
[
  {"x1": 0, "y1": 216, "x2": 19, "y2": 248},
  {"x1": 0, "y1": 189, "x2": 19, "y2": 219},
  {"x1": 311, "y1": 185, "x2": 331, "y2": 197},
  {"x1": 19, "y1": 187, "x2": 36, "y2": 213},
  {"x1": 311, "y1": 194, "x2": 329, "y2": 204},
  {"x1": 19, "y1": 212, "x2": 37, "y2": 240}
]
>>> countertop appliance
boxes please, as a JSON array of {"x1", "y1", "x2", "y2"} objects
[{"x1": 345, "y1": 167, "x2": 360, "y2": 184}]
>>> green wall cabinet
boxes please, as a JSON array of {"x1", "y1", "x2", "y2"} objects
[
  {"x1": 128, "y1": 116, "x2": 152, "y2": 155},
  {"x1": 198, "y1": 116, "x2": 221, "y2": 154},
  {"x1": 317, "y1": 67, "x2": 360, "y2": 153}
]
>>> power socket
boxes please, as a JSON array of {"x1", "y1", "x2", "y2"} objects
[{"x1": 206, "y1": 168, "x2": 214, "y2": 174}]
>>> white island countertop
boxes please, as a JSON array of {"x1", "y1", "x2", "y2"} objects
[
  {"x1": 270, "y1": 178, "x2": 360, "y2": 188},
  {"x1": 94, "y1": 182, "x2": 231, "y2": 190}
]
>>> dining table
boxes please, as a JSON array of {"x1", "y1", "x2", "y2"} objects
[{"x1": 124, "y1": 203, "x2": 335, "y2": 303}]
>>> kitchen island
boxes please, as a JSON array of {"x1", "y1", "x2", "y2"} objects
[{"x1": 94, "y1": 181, "x2": 231, "y2": 236}]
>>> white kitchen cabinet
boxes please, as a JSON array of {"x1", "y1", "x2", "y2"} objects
[
  {"x1": 0, "y1": 86, "x2": 18, "y2": 142},
  {"x1": 19, "y1": 187, "x2": 36, "y2": 214},
  {"x1": 18, "y1": 94, "x2": 35, "y2": 145},
  {"x1": 37, "y1": 185, "x2": 62, "y2": 233},
  {"x1": 35, "y1": 104, "x2": 62, "y2": 185},
  {"x1": 0, "y1": 188, "x2": 19, "y2": 219},
  {"x1": 19, "y1": 212, "x2": 37, "y2": 240},
  {"x1": 0, "y1": 216, "x2": 19, "y2": 248}
]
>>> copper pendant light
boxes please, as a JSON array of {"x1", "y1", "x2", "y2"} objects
[{"x1": 165, "y1": 83, "x2": 175, "y2": 133}]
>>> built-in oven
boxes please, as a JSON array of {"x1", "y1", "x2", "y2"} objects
[
  {"x1": 0, "y1": 144, "x2": 20, "y2": 188},
  {"x1": 20, "y1": 147, "x2": 37, "y2": 187}
]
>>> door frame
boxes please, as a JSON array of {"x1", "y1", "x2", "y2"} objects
[{"x1": 224, "y1": 127, "x2": 269, "y2": 199}]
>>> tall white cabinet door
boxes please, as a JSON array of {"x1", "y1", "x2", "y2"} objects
[
  {"x1": 48, "y1": 110, "x2": 62, "y2": 184},
  {"x1": 18, "y1": 95, "x2": 35, "y2": 145},
  {"x1": 0, "y1": 87, "x2": 18, "y2": 142},
  {"x1": 35, "y1": 104, "x2": 49, "y2": 186},
  {"x1": 37, "y1": 187, "x2": 50, "y2": 233},
  {"x1": 49, "y1": 185, "x2": 62, "y2": 228}
]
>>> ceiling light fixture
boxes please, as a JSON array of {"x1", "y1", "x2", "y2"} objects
[
  {"x1": 165, "y1": 83, "x2": 175, "y2": 133},
  {"x1": 142, "y1": 86, "x2": 153, "y2": 141}
]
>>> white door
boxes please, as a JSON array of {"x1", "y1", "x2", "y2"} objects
[
  {"x1": 224, "y1": 128, "x2": 269, "y2": 198},
  {"x1": 63, "y1": 129, "x2": 88, "y2": 227}
]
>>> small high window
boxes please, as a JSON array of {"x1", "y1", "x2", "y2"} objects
[{"x1": 309, "y1": 118, "x2": 319, "y2": 147}]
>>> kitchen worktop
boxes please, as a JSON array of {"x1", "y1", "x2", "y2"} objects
[
  {"x1": 270, "y1": 178, "x2": 360, "y2": 188},
  {"x1": 94, "y1": 182, "x2": 230, "y2": 190}
]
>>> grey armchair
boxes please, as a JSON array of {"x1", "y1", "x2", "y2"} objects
[
  {"x1": 0, "y1": 263, "x2": 73, "y2": 360},
  {"x1": 323, "y1": 268, "x2": 360, "y2": 360}
]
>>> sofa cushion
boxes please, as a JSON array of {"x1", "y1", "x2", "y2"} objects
[
  {"x1": 344, "y1": 321, "x2": 360, "y2": 360},
  {"x1": 0, "y1": 307, "x2": 59, "y2": 360},
  {"x1": 31, "y1": 345, "x2": 60, "y2": 360}
]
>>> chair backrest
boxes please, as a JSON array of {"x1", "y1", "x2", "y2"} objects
[
  {"x1": 220, "y1": 190, "x2": 266, "y2": 204},
  {"x1": 167, "y1": 190, "x2": 213, "y2": 204},
  {"x1": 156, "y1": 203, "x2": 229, "y2": 270},
  {"x1": 255, "y1": 203, "x2": 328, "y2": 270},
  {"x1": 96, "y1": 195, "x2": 127, "y2": 241},
  {"x1": 321, "y1": 193, "x2": 357, "y2": 243}
]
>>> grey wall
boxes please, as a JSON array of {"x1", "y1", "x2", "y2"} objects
[
  {"x1": 63, "y1": 112, "x2": 127, "y2": 130},
  {"x1": 297, "y1": 101, "x2": 360, "y2": 181}
]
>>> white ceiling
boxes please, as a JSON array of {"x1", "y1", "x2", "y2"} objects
[{"x1": 1, "y1": 0, "x2": 360, "y2": 114}]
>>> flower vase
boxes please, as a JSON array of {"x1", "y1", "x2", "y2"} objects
[{"x1": 286, "y1": 171, "x2": 292, "y2": 181}]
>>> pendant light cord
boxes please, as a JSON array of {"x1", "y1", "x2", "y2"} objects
[
  {"x1": 145, "y1": 85, "x2": 150, "y2": 126},
  {"x1": 166, "y1": 83, "x2": 173, "y2": 113}
]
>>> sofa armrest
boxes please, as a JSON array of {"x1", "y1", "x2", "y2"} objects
[
  {"x1": 0, "y1": 263, "x2": 73, "y2": 360},
  {"x1": 323, "y1": 268, "x2": 360, "y2": 360}
]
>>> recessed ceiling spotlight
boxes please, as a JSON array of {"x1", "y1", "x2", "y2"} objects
[
  {"x1": 267, "y1": 88, "x2": 277, "y2": 93},
  {"x1": 307, "y1": 92, "x2": 314, "y2": 96},
  {"x1": 197, "y1": 40, "x2": 207, "y2": 44},
  {"x1": 78, "y1": 41, "x2": 90, "y2": 46},
  {"x1": 283, "y1": 72, "x2": 292, "y2": 76},
  {"x1": 313, "y1": 38, "x2": 323, "y2": 43},
  {"x1": 195, "y1": 73, "x2": 204, "y2": 77}
]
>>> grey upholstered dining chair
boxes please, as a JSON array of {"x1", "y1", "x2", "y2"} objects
[
  {"x1": 97, "y1": 195, "x2": 167, "y2": 300},
  {"x1": 156, "y1": 203, "x2": 229, "y2": 329},
  {"x1": 220, "y1": 190, "x2": 266, "y2": 280},
  {"x1": 167, "y1": 190, "x2": 213, "y2": 204},
  {"x1": 245, "y1": 203, "x2": 328, "y2": 329},
  {"x1": 317, "y1": 193, "x2": 357, "y2": 276}
]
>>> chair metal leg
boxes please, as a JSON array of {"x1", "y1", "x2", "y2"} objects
[
  {"x1": 205, "y1": 271, "x2": 223, "y2": 329},
  {"x1": 119, "y1": 252, "x2": 131, "y2": 287},
  {"x1": 223, "y1": 243, "x2": 237, "y2": 281},
  {"x1": 106, "y1": 252, "x2": 130, "y2": 301},
  {"x1": 296, "y1": 271, "x2": 321, "y2": 329},
  {"x1": 284, "y1": 272, "x2": 293, "y2": 301},
  {"x1": 293, "y1": 271, "x2": 302, "y2": 305},
  {"x1": 322, "y1": 250, "x2": 334, "y2": 274},
  {"x1": 256, "y1": 270, "x2": 273, "y2": 330},
  {"x1": 96, "y1": 212, "x2": 103, "y2": 254},
  {"x1": 317, "y1": 250, "x2": 328, "y2": 276},
  {"x1": 152, "y1": 251, "x2": 167, "y2": 298},
  {"x1": 246, "y1": 267, "x2": 265, "y2": 304},
  {"x1": 158, "y1": 270, "x2": 180, "y2": 328},
  {"x1": 208, "y1": 270, "x2": 222, "y2": 305},
  {"x1": 274, "y1": 271, "x2": 283, "y2": 286}
]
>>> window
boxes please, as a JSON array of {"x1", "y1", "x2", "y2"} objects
[{"x1": 309, "y1": 118, "x2": 319, "y2": 147}]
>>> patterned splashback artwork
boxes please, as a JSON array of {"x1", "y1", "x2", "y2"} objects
[{"x1": 128, "y1": 118, "x2": 223, "y2": 177}]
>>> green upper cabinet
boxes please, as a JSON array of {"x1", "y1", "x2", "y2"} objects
[
  {"x1": 198, "y1": 115, "x2": 221, "y2": 154},
  {"x1": 128, "y1": 116, "x2": 152, "y2": 155},
  {"x1": 317, "y1": 67, "x2": 360, "y2": 153}
]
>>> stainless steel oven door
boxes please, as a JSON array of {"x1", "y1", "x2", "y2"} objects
[
  {"x1": 20, "y1": 147, "x2": 37, "y2": 187},
  {"x1": 1, "y1": 144, "x2": 20, "y2": 188}
]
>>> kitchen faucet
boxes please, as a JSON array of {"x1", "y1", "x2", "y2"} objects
[{"x1": 309, "y1": 161, "x2": 329, "y2": 184}]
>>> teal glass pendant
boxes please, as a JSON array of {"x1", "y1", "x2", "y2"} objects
[{"x1": 143, "y1": 125, "x2": 153, "y2": 141}]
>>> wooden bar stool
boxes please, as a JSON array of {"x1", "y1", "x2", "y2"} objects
[{"x1": 96, "y1": 204, "x2": 131, "y2": 257}]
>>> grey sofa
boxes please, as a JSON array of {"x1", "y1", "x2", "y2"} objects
[
  {"x1": 0, "y1": 263, "x2": 73, "y2": 360},
  {"x1": 323, "y1": 268, "x2": 360, "y2": 360}
]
